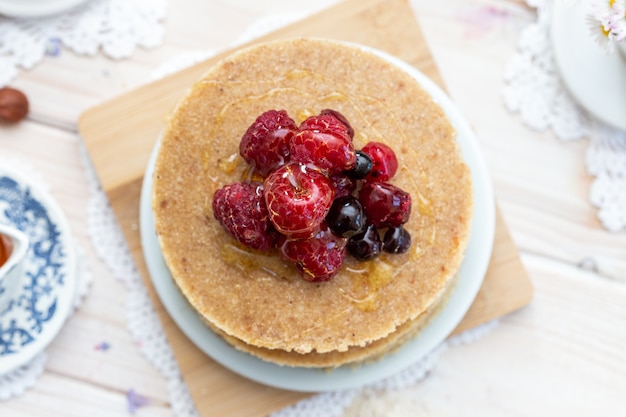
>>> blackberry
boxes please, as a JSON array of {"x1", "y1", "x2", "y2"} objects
[
  {"x1": 346, "y1": 150, "x2": 372, "y2": 180},
  {"x1": 326, "y1": 196, "x2": 366, "y2": 238},
  {"x1": 382, "y1": 227, "x2": 411, "y2": 254},
  {"x1": 347, "y1": 224, "x2": 382, "y2": 261}
]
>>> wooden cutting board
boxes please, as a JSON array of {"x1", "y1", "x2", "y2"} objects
[{"x1": 79, "y1": 0, "x2": 533, "y2": 415}]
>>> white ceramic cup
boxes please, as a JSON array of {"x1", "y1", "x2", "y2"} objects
[{"x1": 0, "y1": 224, "x2": 29, "y2": 313}]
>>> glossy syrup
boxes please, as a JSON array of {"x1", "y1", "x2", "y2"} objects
[{"x1": 208, "y1": 70, "x2": 433, "y2": 312}]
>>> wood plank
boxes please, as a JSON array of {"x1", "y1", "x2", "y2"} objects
[{"x1": 79, "y1": 0, "x2": 533, "y2": 415}]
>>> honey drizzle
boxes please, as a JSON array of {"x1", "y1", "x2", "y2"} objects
[
  {"x1": 339, "y1": 257, "x2": 412, "y2": 312},
  {"x1": 220, "y1": 243, "x2": 293, "y2": 281},
  {"x1": 200, "y1": 66, "x2": 440, "y2": 311}
]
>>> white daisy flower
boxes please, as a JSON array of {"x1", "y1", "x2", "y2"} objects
[
  {"x1": 589, "y1": 0, "x2": 626, "y2": 52},
  {"x1": 587, "y1": 13, "x2": 615, "y2": 53}
]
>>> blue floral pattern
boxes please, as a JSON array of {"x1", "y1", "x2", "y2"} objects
[{"x1": 0, "y1": 176, "x2": 68, "y2": 356}]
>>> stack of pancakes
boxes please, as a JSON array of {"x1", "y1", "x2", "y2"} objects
[{"x1": 151, "y1": 38, "x2": 473, "y2": 368}]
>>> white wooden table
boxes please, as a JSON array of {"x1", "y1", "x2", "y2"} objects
[{"x1": 1, "y1": 0, "x2": 625, "y2": 416}]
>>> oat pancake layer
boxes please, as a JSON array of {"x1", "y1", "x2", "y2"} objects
[{"x1": 152, "y1": 38, "x2": 473, "y2": 361}]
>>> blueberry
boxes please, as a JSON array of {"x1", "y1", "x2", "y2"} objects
[
  {"x1": 382, "y1": 227, "x2": 411, "y2": 254},
  {"x1": 348, "y1": 224, "x2": 382, "y2": 261},
  {"x1": 326, "y1": 196, "x2": 366, "y2": 238},
  {"x1": 346, "y1": 150, "x2": 372, "y2": 180}
]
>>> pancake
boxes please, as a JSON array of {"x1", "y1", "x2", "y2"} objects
[
  {"x1": 202, "y1": 273, "x2": 457, "y2": 368},
  {"x1": 152, "y1": 38, "x2": 473, "y2": 366}
]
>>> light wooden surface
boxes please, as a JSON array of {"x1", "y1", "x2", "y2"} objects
[
  {"x1": 1, "y1": 0, "x2": 625, "y2": 416},
  {"x1": 79, "y1": 0, "x2": 532, "y2": 414}
]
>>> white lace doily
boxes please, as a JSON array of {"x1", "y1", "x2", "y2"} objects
[
  {"x1": 0, "y1": 157, "x2": 92, "y2": 400},
  {"x1": 503, "y1": 0, "x2": 626, "y2": 232},
  {"x1": 0, "y1": 0, "x2": 167, "y2": 87}
]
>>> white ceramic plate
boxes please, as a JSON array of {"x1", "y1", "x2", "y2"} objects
[
  {"x1": 551, "y1": 0, "x2": 626, "y2": 132},
  {"x1": 0, "y1": 0, "x2": 88, "y2": 17},
  {"x1": 140, "y1": 44, "x2": 495, "y2": 392},
  {"x1": 0, "y1": 168, "x2": 77, "y2": 376}
]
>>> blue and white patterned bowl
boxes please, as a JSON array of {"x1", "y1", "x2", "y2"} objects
[{"x1": 0, "y1": 168, "x2": 77, "y2": 375}]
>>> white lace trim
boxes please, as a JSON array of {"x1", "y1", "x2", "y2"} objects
[
  {"x1": 503, "y1": 0, "x2": 626, "y2": 232},
  {"x1": 0, "y1": 352, "x2": 46, "y2": 400},
  {"x1": 0, "y1": 158, "x2": 92, "y2": 400},
  {"x1": 0, "y1": 0, "x2": 167, "y2": 87}
]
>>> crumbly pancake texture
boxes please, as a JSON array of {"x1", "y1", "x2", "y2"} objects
[{"x1": 152, "y1": 38, "x2": 473, "y2": 364}]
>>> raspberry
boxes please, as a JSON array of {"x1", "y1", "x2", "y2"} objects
[
  {"x1": 320, "y1": 108, "x2": 354, "y2": 139},
  {"x1": 263, "y1": 163, "x2": 335, "y2": 239},
  {"x1": 290, "y1": 114, "x2": 356, "y2": 174},
  {"x1": 212, "y1": 182, "x2": 279, "y2": 250},
  {"x1": 362, "y1": 142, "x2": 398, "y2": 182},
  {"x1": 359, "y1": 182, "x2": 411, "y2": 228},
  {"x1": 279, "y1": 222, "x2": 347, "y2": 282},
  {"x1": 239, "y1": 109, "x2": 297, "y2": 177}
]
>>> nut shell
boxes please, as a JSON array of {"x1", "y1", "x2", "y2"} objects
[{"x1": 0, "y1": 87, "x2": 29, "y2": 123}]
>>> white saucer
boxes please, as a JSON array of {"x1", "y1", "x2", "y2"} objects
[
  {"x1": 551, "y1": 0, "x2": 626, "y2": 132},
  {"x1": 139, "y1": 44, "x2": 495, "y2": 392},
  {"x1": 0, "y1": 0, "x2": 89, "y2": 18},
  {"x1": 0, "y1": 169, "x2": 77, "y2": 376}
]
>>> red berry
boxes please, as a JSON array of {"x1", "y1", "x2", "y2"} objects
[
  {"x1": 212, "y1": 182, "x2": 279, "y2": 250},
  {"x1": 362, "y1": 142, "x2": 398, "y2": 182},
  {"x1": 290, "y1": 114, "x2": 356, "y2": 174},
  {"x1": 239, "y1": 109, "x2": 297, "y2": 177},
  {"x1": 359, "y1": 182, "x2": 411, "y2": 227},
  {"x1": 320, "y1": 108, "x2": 354, "y2": 139},
  {"x1": 279, "y1": 222, "x2": 347, "y2": 282},
  {"x1": 263, "y1": 163, "x2": 335, "y2": 239}
]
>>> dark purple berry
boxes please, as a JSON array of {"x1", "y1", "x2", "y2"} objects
[
  {"x1": 346, "y1": 150, "x2": 372, "y2": 180},
  {"x1": 326, "y1": 196, "x2": 366, "y2": 238},
  {"x1": 347, "y1": 224, "x2": 382, "y2": 261},
  {"x1": 382, "y1": 227, "x2": 411, "y2": 254},
  {"x1": 330, "y1": 173, "x2": 356, "y2": 198}
]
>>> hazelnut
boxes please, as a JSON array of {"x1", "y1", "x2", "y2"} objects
[{"x1": 0, "y1": 87, "x2": 29, "y2": 123}]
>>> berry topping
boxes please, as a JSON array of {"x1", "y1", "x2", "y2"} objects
[
  {"x1": 359, "y1": 182, "x2": 411, "y2": 228},
  {"x1": 290, "y1": 114, "x2": 356, "y2": 174},
  {"x1": 346, "y1": 150, "x2": 373, "y2": 180},
  {"x1": 239, "y1": 109, "x2": 297, "y2": 177},
  {"x1": 213, "y1": 108, "x2": 413, "y2": 281},
  {"x1": 326, "y1": 196, "x2": 367, "y2": 238},
  {"x1": 212, "y1": 182, "x2": 279, "y2": 250},
  {"x1": 320, "y1": 108, "x2": 354, "y2": 139},
  {"x1": 263, "y1": 163, "x2": 335, "y2": 239},
  {"x1": 329, "y1": 172, "x2": 356, "y2": 199},
  {"x1": 362, "y1": 142, "x2": 398, "y2": 182},
  {"x1": 382, "y1": 227, "x2": 412, "y2": 254},
  {"x1": 347, "y1": 224, "x2": 382, "y2": 261},
  {"x1": 279, "y1": 222, "x2": 347, "y2": 282}
]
